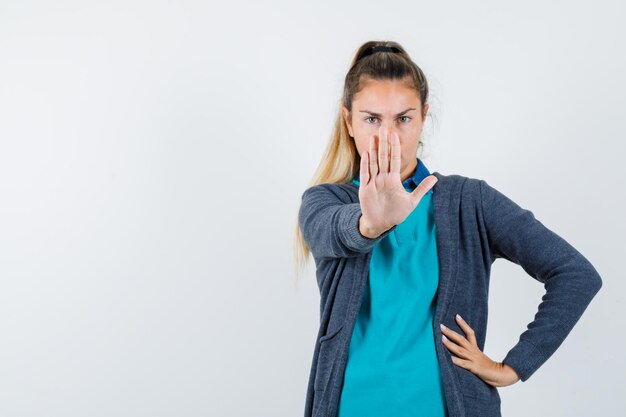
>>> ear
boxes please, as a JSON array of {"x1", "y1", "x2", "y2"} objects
[
  {"x1": 422, "y1": 103, "x2": 429, "y2": 120},
  {"x1": 342, "y1": 106, "x2": 353, "y2": 137}
]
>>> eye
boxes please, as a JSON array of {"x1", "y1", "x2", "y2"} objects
[{"x1": 365, "y1": 116, "x2": 411, "y2": 124}]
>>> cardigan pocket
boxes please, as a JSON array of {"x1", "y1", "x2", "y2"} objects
[
  {"x1": 314, "y1": 323, "x2": 345, "y2": 392},
  {"x1": 462, "y1": 392, "x2": 502, "y2": 417},
  {"x1": 455, "y1": 365, "x2": 501, "y2": 401}
]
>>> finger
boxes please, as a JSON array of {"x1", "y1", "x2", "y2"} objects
[
  {"x1": 410, "y1": 175, "x2": 438, "y2": 207},
  {"x1": 440, "y1": 323, "x2": 469, "y2": 348},
  {"x1": 389, "y1": 131, "x2": 401, "y2": 175},
  {"x1": 378, "y1": 126, "x2": 389, "y2": 175},
  {"x1": 441, "y1": 334, "x2": 467, "y2": 358},
  {"x1": 455, "y1": 314, "x2": 477, "y2": 346},
  {"x1": 360, "y1": 150, "x2": 370, "y2": 185},
  {"x1": 451, "y1": 355, "x2": 473, "y2": 370},
  {"x1": 369, "y1": 135, "x2": 378, "y2": 180}
]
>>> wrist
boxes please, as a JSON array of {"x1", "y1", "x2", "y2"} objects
[
  {"x1": 359, "y1": 215, "x2": 383, "y2": 239},
  {"x1": 499, "y1": 361, "x2": 521, "y2": 384}
]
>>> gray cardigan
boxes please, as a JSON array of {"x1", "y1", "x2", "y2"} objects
[{"x1": 298, "y1": 171, "x2": 603, "y2": 417}]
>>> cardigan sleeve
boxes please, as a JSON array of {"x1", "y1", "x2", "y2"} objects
[
  {"x1": 479, "y1": 179, "x2": 603, "y2": 382},
  {"x1": 298, "y1": 184, "x2": 397, "y2": 259}
]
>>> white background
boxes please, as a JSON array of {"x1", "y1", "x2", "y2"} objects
[{"x1": 0, "y1": 1, "x2": 624, "y2": 416}]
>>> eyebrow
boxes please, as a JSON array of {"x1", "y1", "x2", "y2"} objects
[{"x1": 359, "y1": 108, "x2": 416, "y2": 117}]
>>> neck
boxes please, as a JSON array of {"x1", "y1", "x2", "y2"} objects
[{"x1": 401, "y1": 159, "x2": 418, "y2": 182}]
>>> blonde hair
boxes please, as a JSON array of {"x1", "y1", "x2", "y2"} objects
[{"x1": 292, "y1": 40, "x2": 431, "y2": 283}]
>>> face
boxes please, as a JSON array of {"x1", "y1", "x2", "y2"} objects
[{"x1": 342, "y1": 77, "x2": 428, "y2": 180}]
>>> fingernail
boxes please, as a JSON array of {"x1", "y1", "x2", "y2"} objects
[
  {"x1": 440, "y1": 323, "x2": 446, "y2": 330},
  {"x1": 456, "y1": 314, "x2": 462, "y2": 320}
]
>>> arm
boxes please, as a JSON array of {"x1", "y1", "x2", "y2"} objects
[
  {"x1": 298, "y1": 184, "x2": 397, "y2": 259},
  {"x1": 479, "y1": 179, "x2": 603, "y2": 382}
]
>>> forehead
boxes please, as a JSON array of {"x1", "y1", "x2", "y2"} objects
[{"x1": 353, "y1": 78, "x2": 420, "y2": 109}]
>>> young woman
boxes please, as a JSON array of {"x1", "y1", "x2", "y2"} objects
[{"x1": 294, "y1": 41, "x2": 602, "y2": 417}]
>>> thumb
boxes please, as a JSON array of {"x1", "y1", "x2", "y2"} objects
[{"x1": 410, "y1": 175, "x2": 438, "y2": 207}]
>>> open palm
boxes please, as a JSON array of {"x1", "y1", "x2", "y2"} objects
[{"x1": 358, "y1": 127, "x2": 438, "y2": 237}]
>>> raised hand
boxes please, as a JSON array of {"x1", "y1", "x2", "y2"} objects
[{"x1": 357, "y1": 126, "x2": 438, "y2": 238}]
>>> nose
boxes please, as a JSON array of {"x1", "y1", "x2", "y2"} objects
[{"x1": 379, "y1": 124, "x2": 399, "y2": 140}]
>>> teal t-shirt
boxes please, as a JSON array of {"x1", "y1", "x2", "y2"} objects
[{"x1": 337, "y1": 159, "x2": 447, "y2": 416}]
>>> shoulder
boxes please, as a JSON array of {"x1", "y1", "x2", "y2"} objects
[
  {"x1": 431, "y1": 171, "x2": 484, "y2": 201},
  {"x1": 440, "y1": 174, "x2": 532, "y2": 237},
  {"x1": 301, "y1": 173, "x2": 495, "y2": 204},
  {"x1": 300, "y1": 182, "x2": 359, "y2": 204}
]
